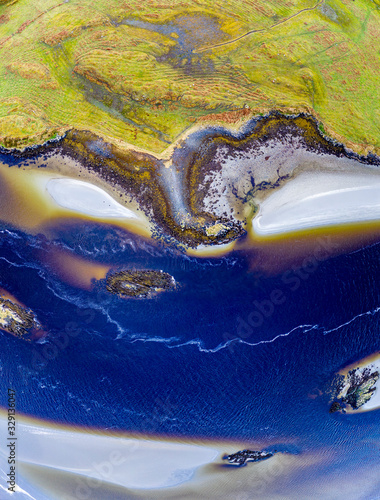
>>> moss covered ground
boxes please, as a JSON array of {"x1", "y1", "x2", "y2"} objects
[{"x1": 0, "y1": 0, "x2": 379, "y2": 155}]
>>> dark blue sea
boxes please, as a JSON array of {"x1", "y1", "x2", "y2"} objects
[{"x1": 0, "y1": 220, "x2": 380, "y2": 496}]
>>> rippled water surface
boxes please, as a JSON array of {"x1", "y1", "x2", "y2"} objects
[{"x1": 1, "y1": 143, "x2": 380, "y2": 498}]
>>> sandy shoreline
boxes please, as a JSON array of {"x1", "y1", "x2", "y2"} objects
[
  {"x1": 2, "y1": 115, "x2": 380, "y2": 258},
  {"x1": 45, "y1": 178, "x2": 140, "y2": 220},
  {"x1": 0, "y1": 412, "x2": 303, "y2": 499},
  {"x1": 252, "y1": 170, "x2": 380, "y2": 236},
  {"x1": 2, "y1": 412, "x2": 378, "y2": 499},
  {"x1": 0, "y1": 164, "x2": 152, "y2": 238}
]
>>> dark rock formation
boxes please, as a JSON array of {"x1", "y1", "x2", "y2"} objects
[
  {"x1": 106, "y1": 269, "x2": 175, "y2": 298},
  {"x1": 0, "y1": 297, "x2": 41, "y2": 340},
  {"x1": 341, "y1": 368, "x2": 378, "y2": 409},
  {"x1": 330, "y1": 366, "x2": 379, "y2": 412},
  {"x1": 223, "y1": 449, "x2": 274, "y2": 467},
  {"x1": 329, "y1": 401, "x2": 344, "y2": 413}
]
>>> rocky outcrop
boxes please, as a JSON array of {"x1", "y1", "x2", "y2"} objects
[
  {"x1": 330, "y1": 366, "x2": 379, "y2": 412},
  {"x1": 106, "y1": 269, "x2": 175, "y2": 298},
  {"x1": 0, "y1": 296, "x2": 41, "y2": 340},
  {"x1": 223, "y1": 449, "x2": 274, "y2": 467}
]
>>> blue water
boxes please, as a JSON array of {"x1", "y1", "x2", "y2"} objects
[{"x1": 0, "y1": 220, "x2": 380, "y2": 465}]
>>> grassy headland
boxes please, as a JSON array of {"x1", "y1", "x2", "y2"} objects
[{"x1": 0, "y1": 0, "x2": 379, "y2": 155}]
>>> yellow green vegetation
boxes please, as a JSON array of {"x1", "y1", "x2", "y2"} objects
[{"x1": 0, "y1": 0, "x2": 379, "y2": 154}]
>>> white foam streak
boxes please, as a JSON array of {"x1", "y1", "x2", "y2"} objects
[
  {"x1": 323, "y1": 307, "x2": 380, "y2": 335},
  {"x1": 168, "y1": 324, "x2": 318, "y2": 353}
]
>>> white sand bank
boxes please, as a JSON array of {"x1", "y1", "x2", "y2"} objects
[
  {"x1": 45, "y1": 178, "x2": 139, "y2": 219},
  {"x1": 1, "y1": 417, "x2": 217, "y2": 490},
  {"x1": 0, "y1": 414, "x2": 303, "y2": 499},
  {"x1": 0, "y1": 165, "x2": 151, "y2": 237},
  {"x1": 252, "y1": 171, "x2": 380, "y2": 236}
]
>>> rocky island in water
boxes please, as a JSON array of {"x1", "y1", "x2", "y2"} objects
[
  {"x1": 223, "y1": 449, "x2": 274, "y2": 467},
  {"x1": 105, "y1": 269, "x2": 176, "y2": 298},
  {"x1": 330, "y1": 357, "x2": 380, "y2": 413},
  {"x1": 0, "y1": 294, "x2": 43, "y2": 341}
]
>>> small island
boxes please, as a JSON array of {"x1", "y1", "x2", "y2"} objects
[
  {"x1": 330, "y1": 364, "x2": 379, "y2": 413},
  {"x1": 106, "y1": 270, "x2": 175, "y2": 298},
  {"x1": 223, "y1": 449, "x2": 274, "y2": 467},
  {"x1": 0, "y1": 296, "x2": 41, "y2": 341}
]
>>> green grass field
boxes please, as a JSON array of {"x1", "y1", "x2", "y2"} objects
[{"x1": 0, "y1": 0, "x2": 379, "y2": 155}]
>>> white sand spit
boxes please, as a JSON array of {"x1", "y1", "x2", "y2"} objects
[
  {"x1": 3, "y1": 419, "x2": 218, "y2": 490},
  {"x1": 252, "y1": 171, "x2": 380, "y2": 236},
  {"x1": 46, "y1": 178, "x2": 139, "y2": 219}
]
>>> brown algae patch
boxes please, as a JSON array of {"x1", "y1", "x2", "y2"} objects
[
  {"x1": 185, "y1": 113, "x2": 380, "y2": 227},
  {"x1": 1, "y1": 113, "x2": 380, "y2": 256},
  {"x1": 39, "y1": 245, "x2": 112, "y2": 291},
  {"x1": 1, "y1": 128, "x2": 245, "y2": 248}
]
